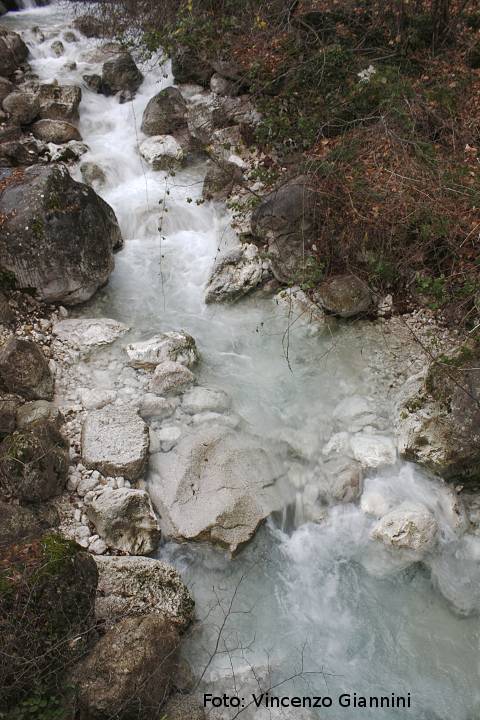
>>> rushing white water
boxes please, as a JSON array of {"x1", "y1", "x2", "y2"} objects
[{"x1": 3, "y1": 5, "x2": 480, "y2": 718}]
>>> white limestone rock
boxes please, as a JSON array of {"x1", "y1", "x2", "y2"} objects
[
  {"x1": 53, "y1": 318, "x2": 129, "y2": 348},
  {"x1": 139, "y1": 394, "x2": 179, "y2": 419},
  {"x1": 84, "y1": 486, "x2": 160, "y2": 555},
  {"x1": 205, "y1": 244, "x2": 268, "y2": 304},
  {"x1": 139, "y1": 134, "x2": 185, "y2": 170},
  {"x1": 149, "y1": 425, "x2": 287, "y2": 554},
  {"x1": 94, "y1": 555, "x2": 194, "y2": 629},
  {"x1": 351, "y1": 433, "x2": 396, "y2": 468},
  {"x1": 274, "y1": 286, "x2": 326, "y2": 332},
  {"x1": 81, "y1": 407, "x2": 149, "y2": 481},
  {"x1": 79, "y1": 388, "x2": 117, "y2": 410},
  {"x1": 125, "y1": 331, "x2": 199, "y2": 368},
  {"x1": 371, "y1": 502, "x2": 438, "y2": 554}
]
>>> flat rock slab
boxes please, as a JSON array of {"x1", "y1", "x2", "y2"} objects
[
  {"x1": 81, "y1": 407, "x2": 149, "y2": 480},
  {"x1": 149, "y1": 425, "x2": 287, "y2": 554},
  {"x1": 94, "y1": 555, "x2": 194, "y2": 629},
  {"x1": 53, "y1": 318, "x2": 129, "y2": 347}
]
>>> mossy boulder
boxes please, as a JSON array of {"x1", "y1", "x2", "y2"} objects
[
  {"x1": 0, "y1": 419, "x2": 69, "y2": 502},
  {"x1": 396, "y1": 349, "x2": 480, "y2": 484},
  {"x1": 0, "y1": 337, "x2": 54, "y2": 400},
  {"x1": 0, "y1": 534, "x2": 98, "y2": 710}
]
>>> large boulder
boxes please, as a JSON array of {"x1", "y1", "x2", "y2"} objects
[
  {"x1": 0, "y1": 164, "x2": 122, "y2": 304},
  {"x1": 139, "y1": 134, "x2": 185, "y2": 170},
  {"x1": 149, "y1": 426, "x2": 287, "y2": 553},
  {"x1": 317, "y1": 274, "x2": 373, "y2": 318},
  {"x1": 0, "y1": 534, "x2": 98, "y2": 710},
  {"x1": 0, "y1": 420, "x2": 69, "y2": 502},
  {"x1": 0, "y1": 337, "x2": 54, "y2": 400},
  {"x1": 37, "y1": 83, "x2": 82, "y2": 122},
  {"x1": 396, "y1": 354, "x2": 480, "y2": 484},
  {"x1": 73, "y1": 614, "x2": 179, "y2": 720},
  {"x1": 172, "y1": 47, "x2": 213, "y2": 86},
  {"x1": 0, "y1": 28, "x2": 28, "y2": 78},
  {"x1": 2, "y1": 91, "x2": 39, "y2": 125},
  {"x1": 205, "y1": 244, "x2": 268, "y2": 304},
  {"x1": 141, "y1": 87, "x2": 187, "y2": 136},
  {"x1": 101, "y1": 52, "x2": 143, "y2": 96},
  {"x1": 251, "y1": 176, "x2": 320, "y2": 283},
  {"x1": 371, "y1": 502, "x2": 438, "y2": 555},
  {"x1": 73, "y1": 14, "x2": 105, "y2": 38},
  {"x1": 81, "y1": 407, "x2": 149, "y2": 481},
  {"x1": 94, "y1": 555, "x2": 194, "y2": 629},
  {"x1": 126, "y1": 331, "x2": 199, "y2": 368},
  {"x1": 31, "y1": 118, "x2": 82, "y2": 143},
  {"x1": 84, "y1": 486, "x2": 160, "y2": 555}
]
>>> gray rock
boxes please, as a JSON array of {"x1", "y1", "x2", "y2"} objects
[
  {"x1": 2, "y1": 91, "x2": 39, "y2": 125},
  {"x1": 0, "y1": 420, "x2": 69, "y2": 502},
  {"x1": 317, "y1": 274, "x2": 373, "y2": 318},
  {"x1": 0, "y1": 28, "x2": 28, "y2": 78},
  {"x1": 50, "y1": 40, "x2": 64, "y2": 57},
  {"x1": 37, "y1": 83, "x2": 82, "y2": 122},
  {"x1": 45, "y1": 140, "x2": 88, "y2": 163},
  {"x1": 182, "y1": 386, "x2": 231, "y2": 415},
  {"x1": 141, "y1": 86, "x2": 187, "y2": 136},
  {"x1": 101, "y1": 52, "x2": 143, "y2": 96},
  {"x1": 53, "y1": 318, "x2": 129, "y2": 348},
  {"x1": 149, "y1": 425, "x2": 286, "y2": 553},
  {"x1": 163, "y1": 694, "x2": 206, "y2": 720},
  {"x1": 0, "y1": 393, "x2": 19, "y2": 436},
  {"x1": 396, "y1": 354, "x2": 480, "y2": 484},
  {"x1": 0, "y1": 337, "x2": 53, "y2": 400},
  {"x1": 202, "y1": 159, "x2": 243, "y2": 201},
  {"x1": 16, "y1": 400, "x2": 63, "y2": 429},
  {"x1": 84, "y1": 486, "x2": 160, "y2": 555},
  {"x1": 274, "y1": 286, "x2": 326, "y2": 331},
  {"x1": 205, "y1": 244, "x2": 268, "y2": 303},
  {"x1": 0, "y1": 164, "x2": 122, "y2": 304},
  {"x1": 73, "y1": 615, "x2": 178, "y2": 720},
  {"x1": 81, "y1": 407, "x2": 149, "y2": 481},
  {"x1": 31, "y1": 118, "x2": 82, "y2": 143},
  {"x1": 83, "y1": 73, "x2": 103, "y2": 93},
  {"x1": 0, "y1": 77, "x2": 14, "y2": 104},
  {"x1": 73, "y1": 14, "x2": 105, "y2": 38},
  {"x1": 149, "y1": 361, "x2": 195, "y2": 396},
  {"x1": 251, "y1": 176, "x2": 320, "y2": 283},
  {"x1": 126, "y1": 331, "x2": 199, "y2": 368},
  {"x1": 186, "y1": 93, "x2": 228, "y2": 144},
  {"x1": 80, "y1": 160, "x2": 106, "y2": 186},
  {"x1": 371, "y1": 502, "x2": 438, "y2": 554},
  {"x1": 210, "y1": 72, "x2": 238, "y2": 96},
  {"x1": 0, "y1": 499, "x2": 59, "y2": 542},
  {"x1": 0, "y1": 136, "x2": 42, "y2": 167},
  {"x1": 139, "y1": 394, "x2": 179, "y2": 419},
  {"x1": 94, "y1": 555, "x2": 194, "y2": 629},
  {"x1": 0, "y1": 291, "x2": 14, "y2": 323},
  {"x1": 63, "y1": 31, "x2": 78, "y2": 43},
  {"x1": 172, "y1": 47, "x2": 213, "y2": 86}
]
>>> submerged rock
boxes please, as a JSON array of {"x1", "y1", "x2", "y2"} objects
[
  {"x1": 371, "y1": 502, "x2": 438, "y2": 554},
  {"x1": 181, "y1": 386, "x2": 231, "y2": 415},
  {"x1": 72, "y1": 614, "x2": 178, "y2": 720},
  {"x1": 53, "y1": 318, "x2": 129, "y2": 348},
  {"x1": 141, "y1": 86, "x2": 187, "y2": 136},
  {"x1": 0, "y1": 337, "x2": 54, "y2": 400},
  {"x1": 351, "y1": 433, "x2": 397, "y2": 469},
  {"x1": 126, "y1": 331, "x2": 199, "y2": 368},
  {"x1": 0, "y1": 164, "x2": 122, "y2": 304},
  {"x1": 149, "y1": 426, "x2": 286, "y2": 553},
  {"x1": 139, "y1": 134, "x2": 184, "y2": 170},
  {"x1": 84, "y1": 486, "x2": 160, "y2": 555},
  {"x1": 82, "y1": 408, "x2": 149, "y2": 481},
  {"x1": 80, "y1": 160, "x2": 106, "y2": 186},
  {"x1": 317, "y1": 274, "x2": 373, "y2": 318},
  {"x1": 205, "y1": 244, "x2": 268, "y2": 303},
  {"x1": 50, "y1": 40, "x2": 64, "y2": 57},
  {"x1": 274, "y1": 286, "x2": 326, "y2": 331},
  {"x1": 94, "y1": 555, "x2": 194, "y2": 629}
]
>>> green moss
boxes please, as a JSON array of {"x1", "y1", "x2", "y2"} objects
[
  {"x1": 0, "y1": 268, "x2": 17, "y2": 291},
  {"x1": 31, "y1": 217, "x2": 45, "y2": 240},
  {"x1": 37, "y1": 534, "x2": 79, "y2": 579}
]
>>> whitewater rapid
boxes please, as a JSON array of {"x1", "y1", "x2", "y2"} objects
[{"x1": 3, "y1": 5, "x2": 480, "y2": 718}]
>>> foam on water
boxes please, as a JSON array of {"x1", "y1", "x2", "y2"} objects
[{"x1": 3, "y1": 5, "x2": 480, "y2": 717}]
